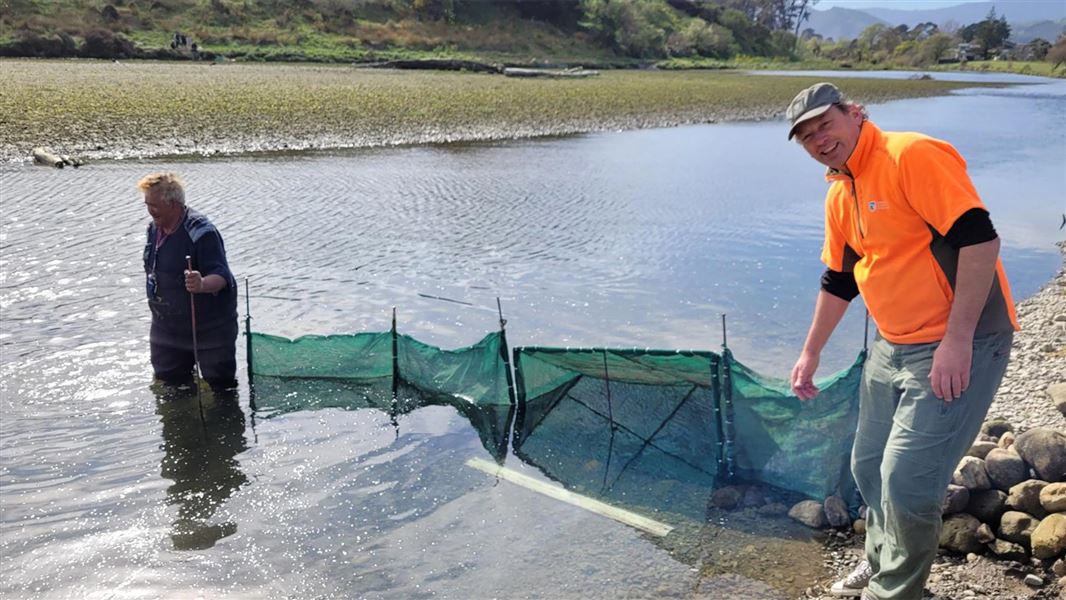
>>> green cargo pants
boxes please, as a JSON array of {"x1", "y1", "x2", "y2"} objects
[{"x1": 853, "y1": 331, "x2": 1013, "y2": 600}]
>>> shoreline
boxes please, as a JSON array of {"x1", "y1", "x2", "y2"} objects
[
  {"x1": 0, "y1": 59, "x2": 995, "y2": 165},
  {"x1": 988, "y1": 240, "x2": 1066, "y2": 432}
]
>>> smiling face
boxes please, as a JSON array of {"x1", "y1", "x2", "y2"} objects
[{"x1": 794, "y1": 104, "x2": 865, "y2": 172}]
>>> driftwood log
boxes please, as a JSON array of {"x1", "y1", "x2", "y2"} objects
[
  {"x1": 503, "y1": 67, "x2": 599, "y2": 79},
  {"x1": 371, "y1": 59, "x2": 502, "y2": 74},
  {"x1": 32, "y1": 147, "x2": 82, "y2": 168}
]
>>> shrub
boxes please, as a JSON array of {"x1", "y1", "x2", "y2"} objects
[
  {"x1": 80, "y1": 29, "x2": 137, "y2": 58},
  {"x1": 0, "y1": 31, "x2": 78, "y2": 57}
]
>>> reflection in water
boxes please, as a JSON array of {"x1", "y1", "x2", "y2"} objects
[
  {"x1": 153, "y1": 383, "x2": 248, "y2": 550},
  {"x1": 252, "y1": 377, "x2": 513, "y2": 463}
]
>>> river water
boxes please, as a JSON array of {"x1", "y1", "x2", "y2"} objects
[{"x1": 1, "y1": 73, "x2": 1063, "y2": 599}]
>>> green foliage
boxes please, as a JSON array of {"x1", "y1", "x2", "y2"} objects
[
  {"x1": 1049, "y1": 36, "x2": 1066, "y2": 68},
  {"x1": 666, "y1": 18, "x2": 735, "y2": 58},
  {"x1": 718, "y1": 8, "x2": 771, "y2": 56},
  {"x1": 958, "y1": 8, "x2": 1010, "y2": 59},
  {"x1": 1028, "y1": 38, "x2": 1051, "y2": 61},
  {"x1": 579, "y1": 0, "x2": 679, "y2": 58}
]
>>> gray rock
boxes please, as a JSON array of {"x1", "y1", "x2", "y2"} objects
[
  {"x1": 741, "y1": 487, "x2": 766, "y2": 508},
  {"x1": 1023, "y1": 573, "x2": 1044, "y2": 587},
  {"x1": 710, "y1": 485, "x2": 743, "y2": 510},
  {"x1": 943, "y1": 484, "x2": 970, "y2": 514},
  {"x1": 988, "y1": 538, "x2": 1028, "y2": 561},
  {"x1": 1040, "y1": 482, "x2": 1066, "y2": 513},
  {"x1": 756, "y1": 502, "x2": 788, "y2": 516},
  {"x1": 985, "y1": 448, "x2": 1028, "y2": 491},
  {"x1": 1014, "y1": 428, "x2": 1066, "y2": 483},
  {"x1": 788, "y1": 500, "x2": 827, "y2": 529},
  {"x1": 967, "y1": 441, "x2": 999, "y2": 459},
  {"x1": 1052, "y1": 557, "x2": 1066, "y2": 577},
  {"x1": 1031, "y1": 513, "x2": 1066, "y2": 559},
  {"x1": 1007, "y1": 480, "x2": 1050, "y2": 519},
  {"x1": 981, "y1": 418, "x2": 1014, "y2": 438},
  {"x1": 953, "y1": 456, "x2": 992, "y2": 491},
  {"x1": 1050, "y1": 382, "x2": 1066, "y2": 418},
  {"x1": 824, "y1": 495, "x2": 850, "y2": 528},
  {"x1": 853, "y1": 518, "x2": 866, "y2": 535},
  {"x1": 940, "y1": 513, "x2": 985, "y2": 554},
  {"x1": 967, "y1": 489, "x2": 1008, "y2": 526},
  {"x1": 976, "y1": 522, "x2": 996, "y2": 544},
  {"x1": 999, "y1": 511, "x2": 1039, "y2": 546},
  {"x1": 999, "y1": 431, "x2": 1016, "y2": 449}
]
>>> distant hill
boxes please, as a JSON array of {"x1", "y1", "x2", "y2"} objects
[
  {"x1": 808, "y1": 1, "x2": 1066, "y2": 41},
  {"x1": 864, "y1": 1, "x2": 1066, "y2": 28},
  {"x1": 806, "y1": 6, "x2": 887, "y2": 41},
  {"x1": 1011, "y1": 19, "x2": 1066, "y2": 43}
]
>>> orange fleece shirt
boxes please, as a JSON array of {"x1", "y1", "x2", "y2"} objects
[{"x1": 820, "y1": 121, "x2": 1019, "y2": 344}]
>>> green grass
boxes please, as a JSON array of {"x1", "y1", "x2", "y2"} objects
[
  {"x1": 936, "y1": 60, "x2": 1066, "y2": 78},
  {"x1": 0, "y1": 59, "x2": 996, "y2": 162}
]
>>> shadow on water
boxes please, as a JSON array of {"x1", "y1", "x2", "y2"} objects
[{"x1": 152, "y1": 382, "x2": 249, "y2": 551}]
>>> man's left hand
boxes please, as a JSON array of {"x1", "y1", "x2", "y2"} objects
[{"x1": 929, "y1": 337, "x2": 973, "y2": 401}]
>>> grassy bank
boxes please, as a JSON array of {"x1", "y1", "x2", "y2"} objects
[
  {"x1": 0, "y1": 59, "x2": 993, "y2": 163},
  {"x1": 931, "y1": 60, "x2": 1066, "y2": 78}
]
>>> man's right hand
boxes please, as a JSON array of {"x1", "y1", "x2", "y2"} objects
[{"x1": 791, "y1": 351, "x2": 821, "y2": 401}]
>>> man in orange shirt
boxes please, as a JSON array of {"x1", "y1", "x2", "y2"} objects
[{"x1": 786, "y1": 83, "x2": 1017, "y2": 600}]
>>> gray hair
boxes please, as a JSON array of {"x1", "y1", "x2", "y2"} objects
[{"x1": 136, "y1": 172, "x2": 185, "y2": 205}]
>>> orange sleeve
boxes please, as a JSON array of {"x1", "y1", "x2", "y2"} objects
[
  {"x1": 898, "y1": 137, "x2": 985, "y2": 235},
  {"x1": 820, "y1": 190, "x2": 847, "y2": 272}
]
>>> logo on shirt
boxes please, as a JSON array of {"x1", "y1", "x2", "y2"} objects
[{"x1": 867, "y1": 200, "x2": 890, "y2": 212}]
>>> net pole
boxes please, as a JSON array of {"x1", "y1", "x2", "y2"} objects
[
  {"x1": 244, "y1": 277, "x2": 256, "y2": 411},
  {"x1": 601, "y1": 350, "x2": 616, "y2": 492},
  {"x1": 719, "y1": 313, "x2": 735, "y2": 481},
  {"x1": 497, "y1": 298, "x2": 517, "y2": 406},
  {"x1": 391, "y1": 307, "x2": 399, "y2": 397},
  {"x1": 864, "y1": 309, "x2": 870, "y2": 352}
]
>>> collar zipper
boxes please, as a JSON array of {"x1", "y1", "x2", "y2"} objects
[{"x1": 849, "y1": 175, "x2": 865, "y2": 240}]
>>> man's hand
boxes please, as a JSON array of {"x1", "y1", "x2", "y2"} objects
[
  {"x1": 791, "y1": 351, "x2": 821, "y2": 401},
  {"x1": 930, "y1": 336, "x2": 972, "y2": 401},
  {"x1": 184, "y1": 269, "x2": 204, "y2": 293}
]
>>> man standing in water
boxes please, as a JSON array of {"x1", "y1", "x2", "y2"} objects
[
  {"x1": 140, "y1": 173, "x2": 238, "y2": 392},
  {"x1": 786, "y1": 83, "x2": 1017, "y2": 600}
]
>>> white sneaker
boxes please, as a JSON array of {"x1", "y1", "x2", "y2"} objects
[{"x1": 829, "y1": 560, "x2": 873, "y2": 597}]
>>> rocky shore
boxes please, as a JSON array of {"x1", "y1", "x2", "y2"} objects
[{"x1": 812, "y1": 242, "x2": 1066, "y2": 600}]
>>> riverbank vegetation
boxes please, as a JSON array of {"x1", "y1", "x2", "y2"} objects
[
  {"x1": 0, "y1": 60, "x2": 988, "y2": 163},
  {"x1": 3, "y1": 1, "x2": 1063, "y2": 77}
]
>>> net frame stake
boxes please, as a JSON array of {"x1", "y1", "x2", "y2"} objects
[
  {"x1": 497, "y1": 298, "x2": 517, "y2": 406},
  {"x1": 390, "y1": 307, "x2": 400, "y2": 436},
  {"x1": 718, "y1": 313, "x2": 736, "y2": 481},
  {"x1": 600, "y1": 349, "x2": 617, "y2": 492},
  {"x1": 391, "y1": 307, "x2": 399, "y2": 396},
  {"x1": 244, "y1": 277, "x2": 256, "y2": 412},
  {"x1": 864, "y1": 310, "x2": 870, "y2": 352}
]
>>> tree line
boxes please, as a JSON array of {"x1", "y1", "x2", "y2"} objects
[
  {"x1": 802, "y1": 9, "x2": 1066, "y2": 68},
  {"x1": 2, "y1": 0, "x2": 1064, "y2": 68}
]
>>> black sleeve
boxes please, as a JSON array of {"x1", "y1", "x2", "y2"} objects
[
  {"x1": 821, "y1": 268, "x2": 859, "y2": 302},
  {"x1": 944, "y1": 208, "x2": 997, "y2": 249}
]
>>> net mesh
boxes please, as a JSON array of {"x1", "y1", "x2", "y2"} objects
[{"x1": 247, "y1": 327, "x2": 864, "y2": 504}]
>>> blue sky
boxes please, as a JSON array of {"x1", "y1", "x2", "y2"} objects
[{"x1": 815, "y1": 0, "x2": 986, "y2": 9}]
